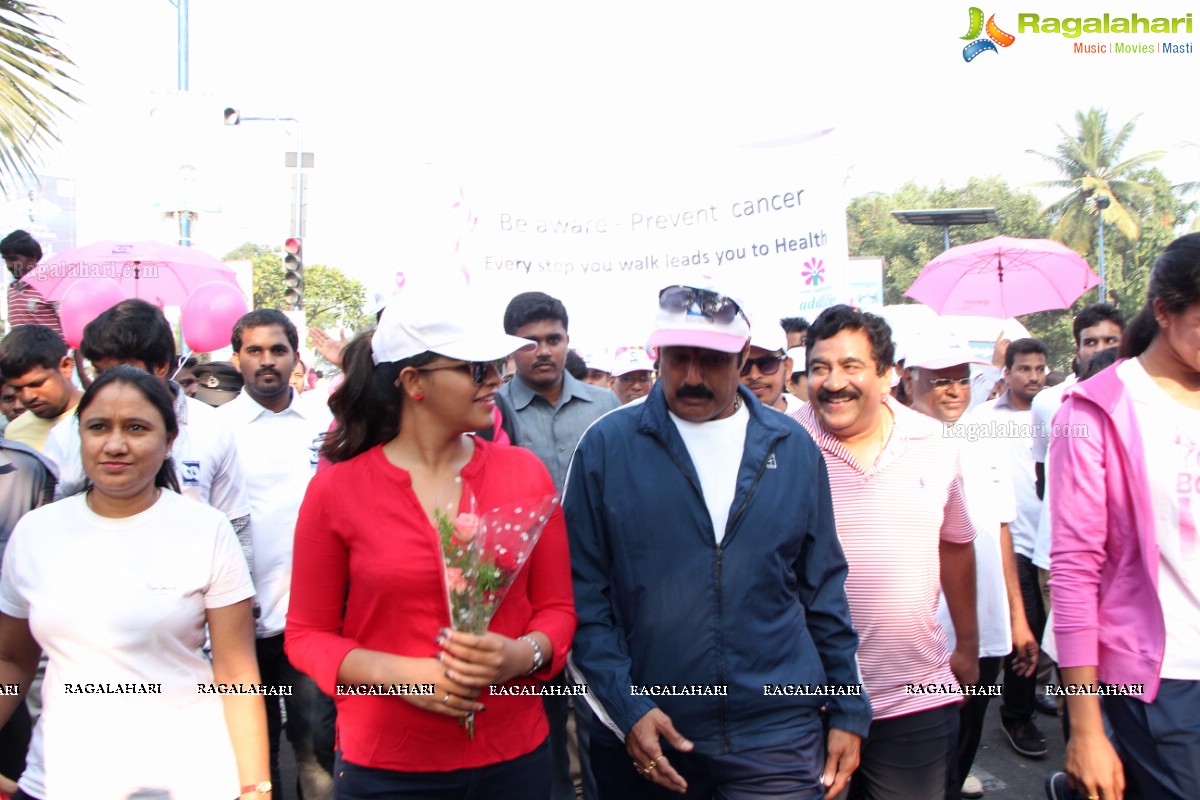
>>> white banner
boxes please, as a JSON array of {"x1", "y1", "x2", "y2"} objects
[{"x1": 459, "y1": 130, "x2": 851, "y2": 350}]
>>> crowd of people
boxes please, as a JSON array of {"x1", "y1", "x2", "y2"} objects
[{"x1": 0, "y1": 226, "x2": 1196, "y2": 800}]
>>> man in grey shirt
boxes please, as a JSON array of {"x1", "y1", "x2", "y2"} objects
[
  {"x1": 497, "y1": 291, "x2": 617, "y2": 800},
  {"x1": 0, "y1": 437, "x2": 55, "y2": 791}
]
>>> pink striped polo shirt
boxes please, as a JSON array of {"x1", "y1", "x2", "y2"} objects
[
  {"x1": 793, "y1": 397, "x2": 974, "y2": 720},
  {"x1": 7, "y1": 282, "x2": 63, "y2": 337}
]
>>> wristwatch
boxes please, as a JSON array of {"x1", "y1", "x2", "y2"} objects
[{"x1": 241, "y1": 781, "x2": 272, "y2": 795}]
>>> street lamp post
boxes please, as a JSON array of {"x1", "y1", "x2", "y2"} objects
[
  {"x1": 223, "y1": 108, "x2": 304, "y2": 238},
  {"x1": 1095, "y1": 195, "x2": 1111, "y2": 303}
]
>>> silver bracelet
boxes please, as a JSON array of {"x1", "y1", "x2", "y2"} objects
[{"x1": 518, "y1": 634, "x2": 544, "y2": 675}]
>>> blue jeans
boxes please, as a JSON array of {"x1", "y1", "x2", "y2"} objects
[
  {"x1": 333, "y1": 738, "x2": 550, "y2": 800},
  {"x1": 590, "y1": 715, "x2": 825, "y2": 799}
]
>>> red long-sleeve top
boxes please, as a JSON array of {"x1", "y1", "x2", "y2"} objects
[{"x1": 286, "y1": 439, "x2": 576, "y2": 771}]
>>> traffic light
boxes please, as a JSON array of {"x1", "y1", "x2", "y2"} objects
[{"x1": 283, "y1": 237, "x2": 303, "y2": 308}]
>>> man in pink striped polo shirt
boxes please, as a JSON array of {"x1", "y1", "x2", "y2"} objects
[{"x1": 793, "y1": 305, "x2": 978, "y2": 800}]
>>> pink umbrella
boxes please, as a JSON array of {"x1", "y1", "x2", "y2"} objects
[
  {"x1": 24, "y1": 240, "x2": 241, "y2": 307},
  {"x1": 905, "y1": 236, "x2": 1099, "y2": 318}
]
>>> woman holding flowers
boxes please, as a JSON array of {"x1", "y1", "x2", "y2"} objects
[{"x1": 286, "y1": 291, "x2": 576, "y2": 800}]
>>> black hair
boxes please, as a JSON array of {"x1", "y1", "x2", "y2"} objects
[
  {"x1": 1080, "y1": 349, "x2": 1119, "y2": 381},
  {"x1": 81, "y1": 299, "x2": 176, "y2": 373},
  {"x1": 322, "y1": 330, "x2": 437, "y2": 463},
  {"x1": 180, "y1": 356, "x2": 198, "y2": 370},
  {"x1": 565, "y1": 350, "x2": 587, "y2": 380},
  {"x1": 75, "y1": 365, "x2": 180, "y2": 494},
  {"x1": 1004, "y1": 338, "x2": 1049, "y2": 370},
  {"x1": 1072, "y1": 303, "x2": 1125, "y2": 346},
  {"x1": 806, "y1": 305, "x2": 895, "y2": 377},
  {"x1": 503, "y1": 291, "x2": 568, "y2": 335},
  {"x1": 231, "y1": 309, "x2": 299, "y2": 353},
  {"x1": 0, "y1": 324, "x2": 68, "y2": 378},
  {"x1": 1121, "y1": 233, "x2": 1200, "y2": 358},
  {"x1": 0, "y1": 230, "x2": 41, "y2": 261},
  {"x1": 780, "y1": 317, "x2": 810, "y2": 334}
]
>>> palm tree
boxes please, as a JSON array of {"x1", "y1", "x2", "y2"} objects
[
  {"x1": 1027, "y1": 108, "x2": 1164, "y2": 254},
  {"x1": 0, "y1": 1, "x2": 77, "y2": 190}
]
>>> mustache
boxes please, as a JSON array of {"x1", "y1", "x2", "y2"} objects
[
  {"x1": 256, "y1": 368, "x2": 280, "y2": 377},
  {"x1": 817, "y1": 388, "x2": 860, "y2": 403},
  {"x1": 675, "y1": 385, "x2": 715, "y2": 400}
]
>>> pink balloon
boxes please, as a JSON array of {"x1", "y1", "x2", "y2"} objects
[
  {"x1": 181, "y1": 281, "x2": 249, "y2": 353},
  {"x1": 59, "y1": 278, "x2": 127, "y2": 349}
]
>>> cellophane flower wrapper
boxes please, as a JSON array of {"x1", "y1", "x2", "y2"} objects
[{"x1": 436, "y1": 492, "x2": 559, "y2": 736}]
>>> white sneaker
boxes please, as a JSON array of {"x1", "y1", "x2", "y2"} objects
[{"x1": 961, "y1": 774, "x2": 984, "y2": 798}]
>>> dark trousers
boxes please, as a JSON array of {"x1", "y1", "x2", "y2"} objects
[
  {"x1": 258, "y1": 633, "x2": 336, "y2": 800},
  {"x1": 0, "y1": 700, "x2": 30, "y2": 782},
  {"x1": 590, "y1": 714, "x2": 825, "y2": 800},
  {"x1": 946, "y1": 657, "x2": 1002, "y2": 799},
  {"x1": 1001, "y1": 554, "x2": 1045, "y2": 726},
  {"x1": 544, "y1": 670, "x2": 597, "y2": 800},
  {"x1": 333, "y1": 738, "x2": 550, "y2": 800},
  {"x1": 847, "y1": 704, "x2": 959, "y2": 800},
  {"x1": 1104, "y1": 679, "x2": 1200, "y2": 800}
]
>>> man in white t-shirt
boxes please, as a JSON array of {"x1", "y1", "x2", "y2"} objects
[
  {"x1": 740, "y1": 323, "x2": 803, "y2": 414},
  {"x1": 904, "y1": 338, "x2": 1036, "y2": 799},
  {"x1": 220, "y1": 309, "x2": 334, "y2": 799}
]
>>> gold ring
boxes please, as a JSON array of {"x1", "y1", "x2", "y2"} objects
[
  {"x1": 646, "y1": 759, "x2": 658, "y2": 772},
  {"x1": 1088, "y1": 795, "x2": 1099, "y2": 800},
  {"x1": 442, "y1": 693, "x2": 450, "y2": 705}
]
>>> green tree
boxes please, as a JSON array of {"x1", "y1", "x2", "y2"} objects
[
  {"x1": 1027, "y1": 108, "x2": 1164, "y2": 255},
  {"x1": 225, "y1": 242, "x2": 370, "y2": 337},
  {"x1": 0, "y1": 2, "x2": 77, "y2": 189}
]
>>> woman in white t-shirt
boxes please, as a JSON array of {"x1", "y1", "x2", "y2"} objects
[
  {"x1": 0, "y1": 366, "x2": 270, "y2": 800},
  {"x1": 1050, "y1": 233, "x2": 1200, "y2": 800}
]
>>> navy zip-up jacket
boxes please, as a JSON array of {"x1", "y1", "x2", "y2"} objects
[{"x1": 564, "y1": 383, "x2": 871, "y2": 755}]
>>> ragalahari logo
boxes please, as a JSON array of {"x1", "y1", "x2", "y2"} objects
[{"x1": 962, "y1": 7, "x2": 1016, "y2": 61}]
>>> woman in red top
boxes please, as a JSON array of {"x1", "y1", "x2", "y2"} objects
[{"x1": 285, "y1": 296, "x2": 576, "y2": 800}]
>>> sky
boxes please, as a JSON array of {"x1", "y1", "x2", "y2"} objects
[{"x1": 21, "y1": 0, "x2": 1200, "y2": 340}]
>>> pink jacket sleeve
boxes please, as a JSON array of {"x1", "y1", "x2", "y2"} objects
[{"x1": 1048, "y1": 395, "x2": 1109, "y2": 669}]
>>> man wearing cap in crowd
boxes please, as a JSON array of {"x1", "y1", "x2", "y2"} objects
[
  {"x1": 903, "y1": 336, "x2": 1037, "y2": 800},
  {"x1": 787, "y1": 346, "x2": 809, "y2": 405},
  {"x1": 579, "y1": 352, "x2": 613, "y2": 388},
  {"x1": 741, "y1": 323, "x2": 804, "y2": 415},
  {"x1": 793, "y1": 304, "x2": 978, "y2": 799},
  {"x1": 566, "y1": 283, "x2": 869, "y2": 799},
  {"x1": 192, "y1": 361, "x2": 243, "y2": 407},
  {"x1": 497, "y1": 291, "x2": 618, "y2": 800},
  {"x1": 608, "y1": 348, "x2": 655, "y2": 405}
]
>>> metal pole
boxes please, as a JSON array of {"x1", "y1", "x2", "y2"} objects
[
  {"x1": 1097, "y1": 214, "x2": 1106, "y2": 302},
  {"x1": 943, "y1": 225, "x2": 951, "y2": 251},
  {"x1": 293, "y1": 122, "x2": 303, "y2": 238},
  {"x1": 177, "y1": 0, "x2": 188, "y2": 91}
]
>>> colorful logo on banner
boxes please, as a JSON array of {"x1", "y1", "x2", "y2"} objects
[
  {"x1": 962, "y1": 7, "x2": 1016, "y2": 61},
  {"x1": 803, "y1": 258, "x2": 825, "y2": 286}
]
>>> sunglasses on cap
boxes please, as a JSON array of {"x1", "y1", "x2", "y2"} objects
[
  {"x1": 658, "y1": 286, "x2": 747, "y2": 326},
  {"x1": 740, "y1": 353, "x2": 786, "y2": 377},
  {"x1": 416, "y1": 358, "x2": 508, "y2": 385}
]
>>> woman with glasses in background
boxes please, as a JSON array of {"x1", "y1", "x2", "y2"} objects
[{"x1": 286, "y1": 292, "x2": 576, "y2": 800}]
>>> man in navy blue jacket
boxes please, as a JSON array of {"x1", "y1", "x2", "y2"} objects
[{"x1": 564, "y1": 284, "x2": 870, "y2": 799}]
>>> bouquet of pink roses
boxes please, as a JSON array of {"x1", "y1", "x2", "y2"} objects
[{"x1": 436, "y1": 491, "x2": 559, "y2": 736}]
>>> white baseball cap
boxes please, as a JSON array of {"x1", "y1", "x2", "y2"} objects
[
  {"x1": 646, "y1": 284, "x2": 751, "y2": 354},
  {"x1": 610, "y1": 348, "x2": 655, "y2": 377},
  {"x1": 749, "y1": 324, "x2": 787, "y2": 355},
  {"x1": 905, "y1": 336, "x2": 989, "y2": 371},
  {"x1": 372, "y1": 293, "x2": 535, "y2": 365}
]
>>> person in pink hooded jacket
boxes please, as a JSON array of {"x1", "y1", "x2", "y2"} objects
[{"x1": 1049, "y1": 232, "x2": 1200, "y2": 800}]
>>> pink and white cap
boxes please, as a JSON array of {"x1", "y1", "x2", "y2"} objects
[
  {"x1": 646, "y1": 283, "x2": 751, "y2": 354},
  {"x1": 372, "y1": 291, "x2": 535, "y2": 365}
]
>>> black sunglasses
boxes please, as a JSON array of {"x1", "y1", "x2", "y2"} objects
[
  {"x1": 740, "y1": 353, "x2": 786, "y2": 377},
  {"x1": 416, "y1": 358, "x2": 507, "y2": 385},
  {"x1": 658, "y1": 286, "x2": 747, "y2": 326}
]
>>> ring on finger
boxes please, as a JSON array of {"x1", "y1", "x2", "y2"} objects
[{"x1": 442, "y1": 693, "x2": 450, "y2": 705}]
